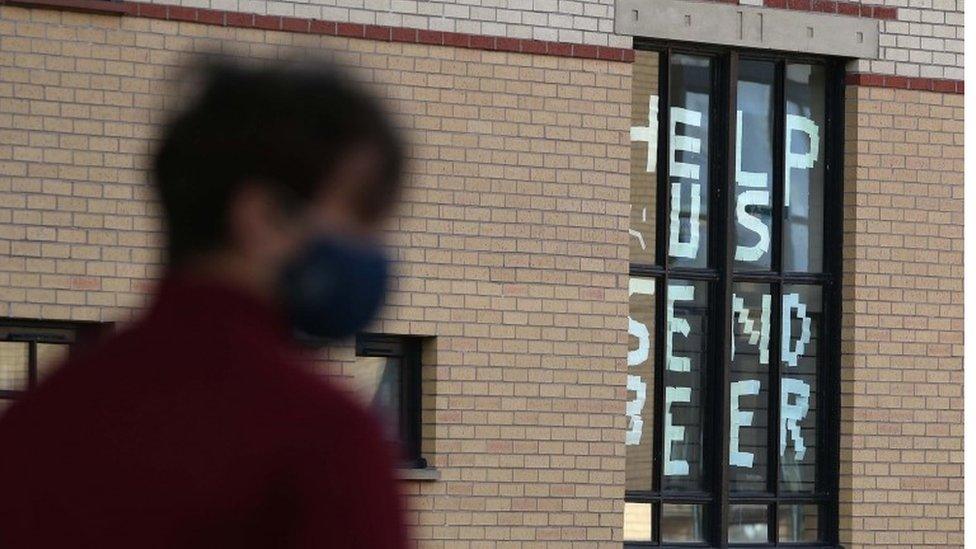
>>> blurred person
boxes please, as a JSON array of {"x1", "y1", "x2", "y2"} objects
[{"x1": 0, "y1": 54, "x2": 408, "y2": 548}]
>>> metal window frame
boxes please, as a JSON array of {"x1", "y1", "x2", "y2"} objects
[
  {"x1": 0, "y1": 317, "x2": 110, "y2": 399},
  {"x1": 355, "y1": 333, "x2": 426, "y2": 469},
  {"x1": 625, "y1": 39, "x2": 844, "y2": 548}
]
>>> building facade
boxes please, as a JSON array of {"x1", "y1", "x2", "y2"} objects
[{"x1": 0, "y1": 0, "x2": 962, "y2": 547}]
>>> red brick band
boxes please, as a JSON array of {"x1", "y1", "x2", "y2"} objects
[
  {"x1": 0, "y1": 0, "x2": 635, "y2": 62},
  {"x1": 702, "y1": 0, "x2": 896, "y2": 18},
  {"x1": 765, "y1": 0, "x2": 898, "y2": 19},
  {"x1": 846, "y1": 73, "x2": 964, "y2": 95}
]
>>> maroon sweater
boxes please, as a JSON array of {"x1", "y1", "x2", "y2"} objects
[{"x1": 0, "y1": 276, "x2": 408, "y2": 548}]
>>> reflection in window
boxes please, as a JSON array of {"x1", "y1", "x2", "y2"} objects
[
  {"x1": 630, "y1": 50, "x2": 660, "y2": 265},
  {"x1": 729, "y1": 504, "x2": 768, "y2": 543},
  {"x1": 626, "y1": 278, "x2": 655, "y2": 492},
  {"x1": 0, "y1": 342, "x2": 29, "y2": 392},
  {"x1": 662, "y1": 503, "x2": 705, "y2": 542}
]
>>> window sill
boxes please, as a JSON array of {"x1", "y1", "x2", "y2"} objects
[
  {"x1": 1, "y1": 0, "x2": 127, "y2": 15},
  {"x1": 397, "y1": 467, "x2": 440, "y2": 482}
]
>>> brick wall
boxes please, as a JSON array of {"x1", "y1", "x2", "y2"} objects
[
  {"x1": 136, "y1": 0, "x2": 628, "y2": 48},
  {"x1": 841, "y1": 84, "x2": 964, "y2": 547},
  {"x1": 0, "y1": 5, "x2": 633, "y2": 545},
  {"x1": 856, "y1": 0, "x2": 964, "y2": 80}
]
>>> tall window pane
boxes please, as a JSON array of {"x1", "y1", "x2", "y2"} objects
[
  {"x1": 783, "y1": 64, "x2": 825, "y2": 273},
  {"x1": 0, "y1": 342, "x2": 29, "y2": 392},
  {"x1": 734, "y1": 61, "x2": 775, "y2": 272},
  {"x1": 630, "y1": 51, "x2": 660, "y2": 266},
  {"x1": 663, "y1": 279, "x2": 708, "y2": 491},
  {"x1": 730, "y1": 283, "x2": 771, "y2": 492},
  {"x1": 667, "y1": 55, "x2": 712, "y2": 269},
  {"x1": 780, "y1": 285, "x2": 821, "y2": 492},
  {"x1": 626, "y1": 277, "x2": 655, "y2": 492}
]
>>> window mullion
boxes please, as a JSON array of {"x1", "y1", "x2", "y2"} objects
[
  {"x1": 711, "y1": 50, "x2": 738, "y2": 549},
  {"x1": 27, "y1": 341, "x2": 37, "y2": 391}
]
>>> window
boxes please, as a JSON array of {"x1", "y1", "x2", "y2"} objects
[
  {"x1": 625, "y1": 43, "x2": 843, "y2": 547},
  {"x1": 354, "y1": 334, "x2": 425, "y2": 469},
  {"x1": 0, "y1": 319, "x2": 109, "y2": 413}
]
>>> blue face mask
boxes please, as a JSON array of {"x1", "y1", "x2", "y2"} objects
[{"x1": 279, "y1": 235, "x2": 390, "y2": 341}]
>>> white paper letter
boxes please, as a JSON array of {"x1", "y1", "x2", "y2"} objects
[
  {"x1": 664, "y1": 386, "x2": 691, "y2": 476},
  {"x1": 730, "y1": 379, "x2": 761, "y2": 468},
  {"x1": 670, "y1": 107, "x2": 702, "y2": 180},
  {"x1": 785, "y1": 114, "x2": 820, "y2": 207},
  {"x1": 668, "y1": 106, "x2": 703, "y2": 260},
  {"x1": 666, "y1": 284, "x2": 694, "y2": 372},
  {"x1": 731, "y1": 293, "x2": 771, "y2": 364},
  {"x1": 626, "y1": 278, "x2": 655, "y2": 446},
  {"x1": 734, "y1": 190, "x2": 771, "y2": 263},
  {"x1": 628, "y1": 279, "x2": 655, "y2": 368},
  {"x1": 780, "y1": 377, "x2": 811, "y2": 460},
  {"x1": 626, "y1": 375, "x2": 647, "y2": 446},
  {"x1": 631, "y1": 94, "x2": 660, "y2": 173},
  {"x1": 781, "y1": 293, "x2": 812, "y2": 367},
  {"x1": 669, "y1": 183, "x2": 702, "y2": 260}
]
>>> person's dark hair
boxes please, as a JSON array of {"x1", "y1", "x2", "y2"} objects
[{"x1": 152, "y1": 54, "x2": 404, "y2": 266}]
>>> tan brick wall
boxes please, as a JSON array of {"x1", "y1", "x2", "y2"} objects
[
  {"x1": 0, "y1": 5, "x2": 632, "y2": 545},
  {"x1": 841, "y1": 85, "x2": 964, "y2": 547}
]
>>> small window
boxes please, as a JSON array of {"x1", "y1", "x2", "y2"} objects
[
  {"x1": 354, "y1": 334, "x2": 425, "y2": 469},
  {"x1": 0, "y1": 319, "x2": 109, "y2": 411}
]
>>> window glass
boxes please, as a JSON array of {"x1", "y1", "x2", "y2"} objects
[
  {"x1": 734, "y1": 60, "x2": 775, "y2": 271},
  {"x1": 623, "y1": 502, "x2": 653, "y2": 542},
  {"x1": 730, "y1": 283, "x2": 771, "y2": 492},
  {"x1": 729, "y1": 504, "x2": 769, "y2": 543},
  {"x1": 36, "y1": 342, "x2": 70, "y2": 384},
  {"x1": 784, "y1": 64, "x2": 826, "y2": 272},
  {"x1": 351, "y1": 355, "x2": 401, "y2": 443},
  {"x1": 630, "y1": 50, "x2": 660, "y2": 266},
  {"x1": 667, "y1": 54, "x2": 712, "y2": 269},
  {"x1": 778, "y1": 504, "x2": 820, "y2": 542},
  {"x1": 626, "y1": 277, "x2": 655, "y2": 492},
  {"x1": 663, "y1": 280, "x2": 708, "y2": 491},
  {"x1": 780, "y1": 285, "x2": 821, "y2": 492},
  {"x1": 661, "y1": 503, "x2": 705, "y2": 542},
  {"x1": 0, "y1": 341, "x2": 29, "y2": 392}
]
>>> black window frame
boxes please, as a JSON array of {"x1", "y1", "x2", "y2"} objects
[
  {"x1": 0, "y1": 317, "x2": 110, "y2": 400},
  {"x1": 625, "y1": 39, "x2": 845, "y2": 548},
  {"x1": 355, "y1": 333, "x2": 426, "y2": 469}
]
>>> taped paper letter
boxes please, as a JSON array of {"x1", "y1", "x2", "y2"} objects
[
  {"x1": 734, "y1": 190, "x2": 771, "y2": 263},
  {"x1": 666, "y1": 284, "x2": 694, "y2": 372},
  {"x1": 631, "y1": 94, "x2": 660, "y2": 173},
  {"x1": 665, "y1": 386, "x2": 692, "y2": 476},
  {"x1": 626, "y1": 375, "x2": 647, "y2": 446},
  {"x1": 780, "y1": 377, "x2": 810, "y2": 460},
  {"x1": 781, "y1": 293, "x2": 812, "y2": 367},
  {"x1": 669, "y1": 107, "x2": 703, "y2": 259},
  {"x1": 785, "y1": 114, "x2": 820, "y2": 207},
  {"x1": 628, "y1": 278, "x2": 655, "y2": 367},
  {"x1": 730, "y1": 379, "x2": 761, "y2": 468},
  {"x1": 731, "y1": 293, "x2": 771, "y2": 364}
]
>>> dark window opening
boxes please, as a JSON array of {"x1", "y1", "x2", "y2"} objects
[
  {"x1": 0, "y1": 318, "x2": 111, "y2": 408},
  {"x1": 355, "y1": 334, "x2": 426, "y2": 469}
]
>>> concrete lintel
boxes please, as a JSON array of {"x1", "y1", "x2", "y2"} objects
[{"x1": 615, "y1": 0, "x2": 879, "y2": 59}]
